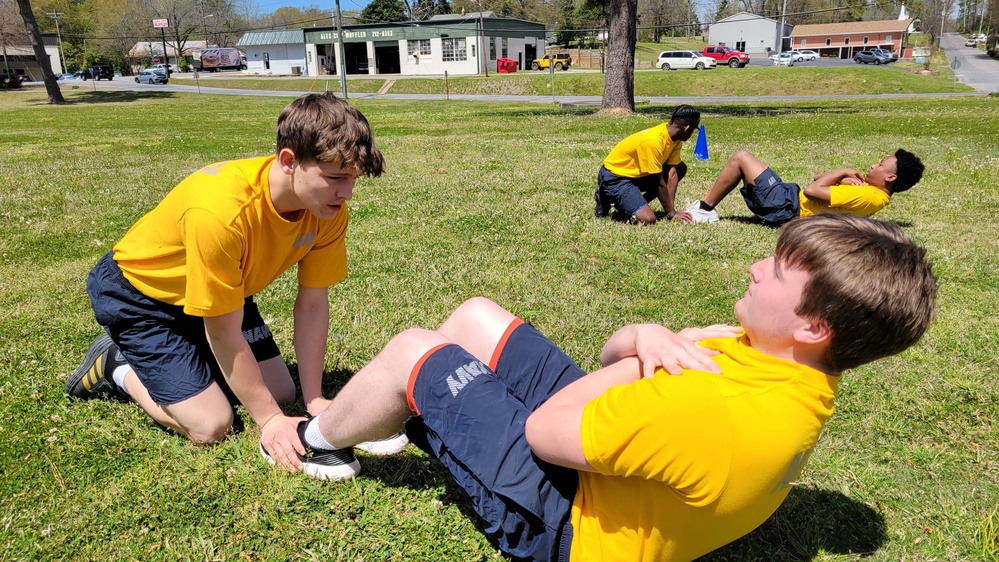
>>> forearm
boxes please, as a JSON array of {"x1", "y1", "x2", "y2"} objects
[
  {"x1": 526, "y1": 358, "x2": 641, "y2": 471},
  {"x1": 599, "y1": 324, "x2": 644, "y2": 366},
  {"x1": 206, "y1": 325, "x2": 283, "y2": 427},
  {"x1": 658, "y1": 171, "x2": 680, "y2": 217},
  {"x1": 293, "y1": 289, "x2": 331, "y2": 406}
]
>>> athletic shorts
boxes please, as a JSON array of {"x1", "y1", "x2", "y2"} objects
[
  {"x1": 404, "y1": 320, "x2": 585, "y2": 562},
  {"x1": 86, "y1": 252, "x2": 281, "y2": 405},
  {"x1": 740, "y1": 167, "x2": 801, "y2": 225},
  {"x1": 597, "y1": 165, "x2": 661, "y2": 216}
]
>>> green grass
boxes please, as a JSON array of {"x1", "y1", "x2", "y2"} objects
[
  {"x1": 0, "y1": 89, "x2": 996, "y2": 561},
  {"x1": 167, "y1": 49, "x2": 974, "y2": 97}
]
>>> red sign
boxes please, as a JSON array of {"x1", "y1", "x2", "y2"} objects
[
  {"x1": 152, "y1": 56, "x2": 159, "y2": 63},
  {"x1": 152, "y1": 19, "x2": 168, "y2": 28}
]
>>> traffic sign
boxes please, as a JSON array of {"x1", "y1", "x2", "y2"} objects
[{"x1": 152, "y1": 18, "x2": 168, "y2": 28}]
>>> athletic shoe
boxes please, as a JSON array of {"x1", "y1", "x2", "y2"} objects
[
  {"x1": 684, "y1": 201, "x2": 720, "y2": 224},
  {"x1": 65, "y1": 333, "x2": 126, "y2": 400},
  {"x1": 260, "y1": 421, "x2": 361, "y2": 481},
  {"x1": 355, "y1": 431, "x2": 409, "y2": 455},
  {"x1": 594, "y1": 188, "x2": 610, "y2": 218}
]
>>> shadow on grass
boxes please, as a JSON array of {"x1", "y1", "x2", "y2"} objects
[
  {"x1": 54, "y1": 90, "x2": 179, "y2": 104},
  {"x1": 698, "y1": 486, "x2": 887, "y2": 561}
]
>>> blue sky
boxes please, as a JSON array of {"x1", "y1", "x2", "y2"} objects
[{"x1": 252, "y1": 0, "x2": 373, "y2": 15}]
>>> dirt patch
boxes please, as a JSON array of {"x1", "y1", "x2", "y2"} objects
[{"x1": 595, "y1": 107, "x2": 636, "y2": 117}]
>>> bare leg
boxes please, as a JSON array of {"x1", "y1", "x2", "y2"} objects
[
  {"x1": 701, "y1": 150, "x2": 770, "y2": 207},
  {"x1": 436, "y1": 297, "x2": 517, "y2": 365},
  {"x1": 318, "y1": 328, "x2": 447, "y2": 448},
  {"x1": 123, "y1": 372, "x2": 234, "y2": 445}
]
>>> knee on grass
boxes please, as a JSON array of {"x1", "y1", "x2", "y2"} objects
[{"x1": 184, "y1": 410, "x2": 235, "y2": 446}]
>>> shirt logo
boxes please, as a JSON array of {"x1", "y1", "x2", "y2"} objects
[
  {"x1": 294, "y1": 231, "x2": 317, "y2": 248},
  {"x1": 446, "y1": 360, "x2": 488, "y2": 397}
]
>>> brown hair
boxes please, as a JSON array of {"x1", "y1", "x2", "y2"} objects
[
  {"x1": 276, "y1": 92, "x2": 385, "y2": 177},
  {"x1": 776, "y1": 213, "x2": 937, "y2": 371}
]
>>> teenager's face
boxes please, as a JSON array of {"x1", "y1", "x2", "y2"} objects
[
  {"x1": 293, "y1": 159, "x2": 359, "y2": 221},
  {"x1": 734, "y1": 256, "x2": 812, "y2": 353},
  {"x1": 865, "y1": 154, "x2": 898, "y2": 187},
  {"x1": 679, "y1": 119, "x2": 700, "y2": 141}
]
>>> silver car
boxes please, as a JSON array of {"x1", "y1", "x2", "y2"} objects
[{"x1": 135, "y1": 70, "x2": 168, "y2": 84}]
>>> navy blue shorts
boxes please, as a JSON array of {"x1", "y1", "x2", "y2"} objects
[
  {"x1": 597, "y1": 165, "x2": 661, "y2": 216},
  {"x1": 86, "y1": 252, "x2": 281, "y2": 405},
  {"x1": 404, "y1": 320, "x2": 584, "y2": 562},
  {"x1": 740, "y1": 168, "x2": 801, "y2": 225}
]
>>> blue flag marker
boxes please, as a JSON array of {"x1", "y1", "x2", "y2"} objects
[{"x1": 693, "y1": 123, "x2": 709, "y2": 160}]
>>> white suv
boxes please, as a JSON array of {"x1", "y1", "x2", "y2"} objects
[{"x1": 656, "y1": 50, "x2": 717, "y2": 71}]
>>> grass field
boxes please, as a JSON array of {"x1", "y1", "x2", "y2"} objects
[{"x1": 0, "y1": 88, "x2": 996, "y2": 561}]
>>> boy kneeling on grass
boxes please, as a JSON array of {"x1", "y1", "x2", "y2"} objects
[
  {"x1": 271, "y1": 213, "x2": 937, "y2": 561},
  {"x1": 66, "y1": 92, "x2": 407, "y2": 471}
]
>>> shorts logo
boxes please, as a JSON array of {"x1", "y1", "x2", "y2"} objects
[
  {"x1": 242, "y1": 325, "x2": 273, "y2": 344},
  {"x1": 446, "y1": 360, "x2": 488, "y2": 397}
]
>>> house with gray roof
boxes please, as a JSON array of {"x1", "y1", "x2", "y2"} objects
[{"x1": 236, "y1": 30, "x2": 307, "y2": 75}]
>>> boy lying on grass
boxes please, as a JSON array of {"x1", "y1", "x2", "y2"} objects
[{"x1": 267, "y1": 213, "x2": 937, "y2": 561}]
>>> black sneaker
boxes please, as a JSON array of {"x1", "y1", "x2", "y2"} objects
[
  {"x1": 65, "y1": 333, "x2": 127, "y2": 400},
  {"x1": 260, "y1": 420, "x2": 361, "y2": 481},
  {"x1": 594, "y1": 187, "x2": 610, "y2": 218}
]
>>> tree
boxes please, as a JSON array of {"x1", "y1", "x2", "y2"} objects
[
  {"x1": 600, "y1": 0, "x2": 637, "y2": 113},
  {"x1": 358, "y1": 0, "x2": 407, "y2": 23},
  {"x1": 14, "y1": 0, "x2": 63, "y2": 102}
]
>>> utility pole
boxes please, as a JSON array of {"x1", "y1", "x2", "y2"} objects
[
  {"x1": 333, "y1": 1, "x2": 348, "y2": 98},
  {"x1": 478, "y1": 8, "x2": 488, "y2": 76},
  {"x1": 47, "y1": 11, "x2": 67, "y2": 74}
]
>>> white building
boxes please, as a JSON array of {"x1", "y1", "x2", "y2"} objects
[
  {"x1": 708, "y1": 12, "x2": 792, "y2": 55},
  {"x1": 236, "y1": 30, "x2": 307, "y2": 75},
  {"x1": 303, "y1": 12, "x2": 548, "y2": 77},
  {"x1": 4, "y1": 34, "x2": 63, "y2": 78}
]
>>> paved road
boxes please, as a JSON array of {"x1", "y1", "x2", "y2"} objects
[{"x1": 940, "y1": 32, "x2": 999, "y2": 93}]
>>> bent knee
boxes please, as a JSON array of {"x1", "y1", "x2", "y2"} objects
[
  {"x1": 453, "y1": 297, "x2": 502, "y2": 319},
  {"x1": 731, "y1": 149, "x2": 756, "y2": 163},
  {"x1": 185, "y1": 411, "x2": 234, "y2": 446}
]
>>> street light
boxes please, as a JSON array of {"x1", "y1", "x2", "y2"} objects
[{"x1": 202, "y1": 13, "x2": 215, "y2": 47}]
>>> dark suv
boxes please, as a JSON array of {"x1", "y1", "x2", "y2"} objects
[
  {"x1": 80, "y1": 65, "x2": 114, "y2": 81},
  {"x1": 0, "y1": 70, "x2": 24, "y2": 89},
  {"x1": 853, "y1": 51, "x2": 889, "y2": 65}
]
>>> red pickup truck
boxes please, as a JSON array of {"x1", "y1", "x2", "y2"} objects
[{"x1": 702, "y1": 46, "x2": 750, "y2": 68}]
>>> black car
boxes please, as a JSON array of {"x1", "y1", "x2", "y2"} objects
[
  {"x1": 0, "y1": 71, "x2": 24, "y2": 89},
  {"x1": 79, "y1": 65, "x2": 114, "y2": 81}
]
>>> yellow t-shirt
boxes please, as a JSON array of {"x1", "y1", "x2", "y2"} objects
[
  {"x1": 572, "y1": 336, "x2": 838, "y2": 562},
  {"x1": 113, "y1": 156, "x2": 349, "y2": 317},
  {"x1": 800, "y1": 182, "x2": 890, "y2": 218},
  {"x1": 602, "y1": 123, "x2": 683, "y2": 178}
]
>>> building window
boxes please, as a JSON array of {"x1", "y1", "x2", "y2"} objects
[
  {"x1": 886, "y1": 35, "x2": 892, "y2": 42},
  {"x1": 490, "y1": 38, "x2": 496, "y2": 60},
  {"x1": 408, "y1": 39, "x2": 430, "y2": 57},
  {"x1": 826, "y1": 38, "x2": 831, "y2": 46},
  {"x1": 502, "y1": 37, "x2": 508, "y2": 58},
  {"x1": 443, "y1": 37, "x2": 467, "y2": 62},
  {"x1": 801, "y1": 39, "x2": 807, "y2": 47},
  {"x1": 863, "y1": 36, "x2": 869, "y2": 44},
  {"x1": 844, "y1": 38, "x2": 850, "y2": 45},
  {"x1": 736, "y1": 41, "x2": 746, "y2": 51}
]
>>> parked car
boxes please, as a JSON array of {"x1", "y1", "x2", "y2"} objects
[
  {"x1": 701, "y1": 45, "x2": 750, "y2": 68},
  {"x1": 135, "y1": 70, "x2": 168, "y2": 84},
  {"x1": 0, "y1": 71, "x2": 23, "y2": 88},
  {"x1": 655, "y1": 50, "x2": 716, "y2": 71},
  {"x1": 965, "y1": 38, "x2": 978, "y2": 47},
  {"x1": 871, "y1": 48, "x2": 897, "y2": 62},
  {"x1": 78, "y1": 64, "x2": 114, "y2": 80},
  {"x1": 854, "y1": 50, "x2": 889, "y2": 64},
  {"x1": 531, "y1": 53, "x2": 572, "y2": 71},
  {"x1": 798, "y1": 50, "x2": 819, "y2": 61},
  {"x1": 772, "y1": 51, "x2": 796, "y2": 66}
]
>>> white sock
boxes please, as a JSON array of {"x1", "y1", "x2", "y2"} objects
[
  {"x1": 303, "y1": 416, "x2": 337, "y2": 450},
  {"x1": 111, "y1": 364, "x2": 131, "y2": 396}
]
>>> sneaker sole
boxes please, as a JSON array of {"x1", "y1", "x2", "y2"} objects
[
  {"x1": 259, "y1": 444, "x2": 361, "y2": 481},
  {"x1": 355, "y1": 432, "x2": 409, "y2": 455},
  {"x1": 65, "y1": 333, "x2": 114, "y2": 397}
]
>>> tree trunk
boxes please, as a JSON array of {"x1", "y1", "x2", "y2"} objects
[
  {"x1": 14, "y1": 0, "x2": 64, "y2": 104},
  {"x1": 600, "y1": 0, "x2": 637, "y2": 113}
]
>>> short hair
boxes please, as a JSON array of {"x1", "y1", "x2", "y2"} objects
[
  {"x1": 276, "y1": 92, "x2": 385, "y2": 177},
  {"x1": 891, "y1": 149, "x2": 924, "y2": 192},
  {"x1": 669, "y1": 104, "x2": 700, "y2": 128},
  {"x1": 776, "y1": 213, "x2": 937, "y2": 372}
]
